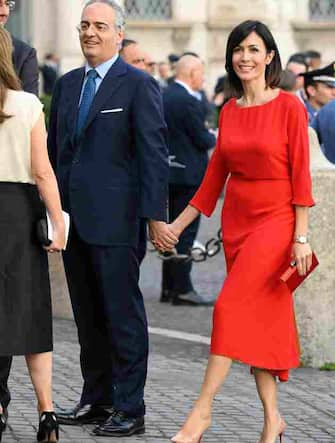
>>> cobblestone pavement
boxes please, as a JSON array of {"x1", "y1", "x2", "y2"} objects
[{"x1": 4, "y1": 201, "x2": 335, "y2": 442}]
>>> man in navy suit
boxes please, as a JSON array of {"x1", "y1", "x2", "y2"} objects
[
  {"x1": 40, "y1": 53, "x2": 59, "y2": 96},
  {"x1": 48, "y1": 0, "x2": 176, "y2": 437},
  {"x1": 120, "y1": 38, "x2": 149, "y2": 264},
  {"x1": 11, "y1": 36, "x2": 39, "y2": 94},
  {"x1": 0, "y1": 0, "x2": 39, "y2": 95},
  {"x1": 0, "y1": 0, "x2": 39, "y2": 428},
  {"x1": 161, "y1": 55, "x2": 216, "y2": 306}
]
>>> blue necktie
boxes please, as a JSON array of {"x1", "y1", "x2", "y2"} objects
[{"x1": 76, "y1": 69, "x2": 98, "y2": 135}]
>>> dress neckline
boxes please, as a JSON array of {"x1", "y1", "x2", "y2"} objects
[{"x1": 234, "y1": 89, "x2": 282, "y2": 110}]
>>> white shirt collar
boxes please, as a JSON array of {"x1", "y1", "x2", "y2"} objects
[
  {"x1": 175, "y1": 80, "x2": 199, "y2": 99},
  {"x1": 85, "y1": 53, "x2": 119, "y2": 79}
]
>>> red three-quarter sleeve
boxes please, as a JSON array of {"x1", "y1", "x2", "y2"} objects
[
  {"x1": 287, "y1": 99, "x2": 315, "y2": 207},
  {"x1": 190, "y1": 113, "x2": 229, "y2": 217}
]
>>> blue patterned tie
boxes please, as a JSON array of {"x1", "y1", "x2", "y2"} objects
[{"x1": 76, "y1": 69, "x2": 98, "y2": 136}]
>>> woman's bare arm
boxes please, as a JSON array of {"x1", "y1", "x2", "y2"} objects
[
  {"x1": 31, "y1": 113, "x2": 65, "y2": 250},
  {"x1": 292, "y1": 205, "x2": 312, "y2": 276},
  {"x1": 171, "y1": 205, "x2": 200, "y2": 236}
]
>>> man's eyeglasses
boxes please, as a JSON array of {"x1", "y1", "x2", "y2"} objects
[
  {"x1": 1, "y1": 1, "x2": 15, "y2": 10},
  {"x1": 76, "y1": 22, "x2": 110, "y2": 33}
]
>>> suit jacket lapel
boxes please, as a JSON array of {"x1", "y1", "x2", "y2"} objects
[
  {"x1": 79, "y1": 57, "x2": 128, "y2": 139},
  {"x1": 66, "y1": 68, "x2": 85, "y2": 145}
]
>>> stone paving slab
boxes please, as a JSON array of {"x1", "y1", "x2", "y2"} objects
[{"x1": 3, "y1": 319, "x2": 335, "y2": 443}]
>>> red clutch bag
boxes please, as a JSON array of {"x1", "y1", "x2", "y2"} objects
[{"x1": 280, "y1": 252, "x2": 319, "y2": 292}]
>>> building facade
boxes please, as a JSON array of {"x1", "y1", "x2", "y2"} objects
[{"x1": 7, "y1": 0, "x2": 335, "y2": 94}]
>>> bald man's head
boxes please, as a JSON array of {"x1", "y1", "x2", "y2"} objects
[
  {"x1": 120, "y1": 42, "x2": 146, "y2": 71},
  {"x1": 175, "y1": 55, "x2": 204, "y2": 91}
]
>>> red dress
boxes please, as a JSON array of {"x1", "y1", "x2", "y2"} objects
[{"x1": 190, "y1": 91, "x2": 314, "y2": 381}]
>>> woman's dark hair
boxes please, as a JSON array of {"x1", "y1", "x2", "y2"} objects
[{"x1": 225, "y1": 20, "x2": 282, "y2": 99}]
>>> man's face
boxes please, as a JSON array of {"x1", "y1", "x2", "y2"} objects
[
  {"x1": 158, "y1": 63, "x2": 169, "y2": 79},
  {"x1": 121, "y1": 43, "x2": 145, "y2": 71},
  {"x1": 79, "y1": 3, "x2": 124, "y2": 67},
  {"x1": 286, "y1": 62, "x2": 307, "y2": 91},
  {"x1": 308, "y1": 82, "x2": 335, "y2": 108},
  {"x1": 0, "y1": 0, "x2": 11, "y2": 25},
  {"x1": 143, "y1": 53, "x2": 156, "y2": 75}
]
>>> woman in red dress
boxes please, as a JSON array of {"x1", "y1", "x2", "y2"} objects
[{"x1": 159, "y1": 21, "x2": 314, "y2": 443}]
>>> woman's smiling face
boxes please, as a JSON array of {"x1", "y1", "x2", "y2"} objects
[{"x1": 232, "y1": 31, "x2": 274, "y2": 83}]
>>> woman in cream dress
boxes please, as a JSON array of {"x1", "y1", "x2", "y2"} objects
[{"x1": 0, "y1": 27, "x2": 65, "y2": 442}]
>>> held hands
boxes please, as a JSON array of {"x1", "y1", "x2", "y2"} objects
[
  {"x1": 149, "y1": 220, "x2": 180, "y2": 252},
  {"x1": 291, "y1": 242, "x2": 313, "y2": 276}
]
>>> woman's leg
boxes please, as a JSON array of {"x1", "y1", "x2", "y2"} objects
[
  {"x1": 253, "y1": 368, "x2": 286, "y2": 443},
  {"x1": 25, "y1": 352, "x2": 53, "y2": 413},
  {"x1": 172, "y1": 355, "x2": 232, "y2": 441}
]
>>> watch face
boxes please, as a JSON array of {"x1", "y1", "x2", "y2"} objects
[{"x1": 297, "y1": 236, "x2": 307, "y2": 243}]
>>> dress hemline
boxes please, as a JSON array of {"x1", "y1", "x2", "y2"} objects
[
  {"x1": 0, "y1": 345, "x2": 53, "y2": 357},
  {"x1": 210, "y1": 349, "x2": 299, "y2": 382}
]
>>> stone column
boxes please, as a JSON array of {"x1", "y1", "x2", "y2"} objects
[
  {"x1": 30, "y1": 0, "x2": 57, "y2": 58},
  {"x1": 295, "y1": 167, "x2": 335, "y2": 367},
  {"x1": 269, "y1": 0, "x2": 308, "y2": 64},
  {"x1": 55, "y1": 0, "x2": 85, "y2": 74},
  {"x1": 172, "y1": 0, "x2": 208, "y2": 59}
]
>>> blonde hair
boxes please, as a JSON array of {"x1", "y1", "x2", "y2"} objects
[{"x1": 0, "y1": 26, "x2": 21, "y2": 124}]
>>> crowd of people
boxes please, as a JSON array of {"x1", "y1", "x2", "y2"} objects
[{"x1": 0, "y1": 0, "x2": 333, "y2": 442}]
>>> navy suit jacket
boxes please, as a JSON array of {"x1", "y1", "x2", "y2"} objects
[
  {"x1": 48, "y1": 57, "x2": 169, "y2": 246},
  {"x1": 163, "y1": 82, "x2": 216, "y2": 187},
  {"x1": 12, "y1": 37, "x2": 39, "y2": 95}
]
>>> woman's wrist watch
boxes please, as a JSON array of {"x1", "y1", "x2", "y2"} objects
[{"x1": 294, "y1": 234, "x2": 309, "y2": 244}]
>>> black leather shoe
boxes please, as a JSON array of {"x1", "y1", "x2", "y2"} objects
[
  {"x1": 93, "y1": 410, "x2": 145, "y2": 437},
  {"x1": 55, "y1": 403, "x2": 111, "y2": 425},
  {"x1": 160, "y1": 289, "x2": 174, "y2": 303}
]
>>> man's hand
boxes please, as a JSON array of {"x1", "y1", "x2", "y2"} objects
[{"x1": 148, "y1": 220, "x2": 179, "y2": 252}]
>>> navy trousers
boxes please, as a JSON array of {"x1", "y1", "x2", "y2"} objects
[
  {"x1": 162, "y1": 185, "x2": 201, "y2": 294},
  {"x1": 63, "y1": 225, "x2": 148, "y2": 417}
]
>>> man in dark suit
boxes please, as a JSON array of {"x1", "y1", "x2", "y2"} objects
[
  {"x1": 0, "y1": 0, "x2": 39, "y2": 428},
  {"x1": 162, "y1": 55, "x2": 216, "y2": 306},
  {"x1": 40, "y1": 53, "x2": 59, "y2": 96},
  {"x1": 48, "y1": 0, "x2": 175, "y2": 437},
  {"x1": 120, "y1": 39, "x2": 148, "y2": 264},
  {"x1": 11, "y1": 36, "x2": 39, "y2": 94},
  {"x1": 0, "y1": 1, "x2": 38, "y2": 95}
]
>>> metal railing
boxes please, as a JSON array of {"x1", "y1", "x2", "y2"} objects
[
  {"x1": 309, "y1": 0, "x2": 335, "y2": 21},
  {"x1": 125, "y1": 0, "x2": 172, "y2": 20}
]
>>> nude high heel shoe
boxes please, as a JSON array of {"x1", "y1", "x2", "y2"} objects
[
  {"x1": 171, "y1": 436, "x2": 203, "y2": 443},
  {"x1": 278, "y1": 417, "x2": 286, "y2": 442}
]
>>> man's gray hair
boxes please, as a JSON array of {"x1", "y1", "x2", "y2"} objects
[{"x1": 84, "y1": 0, "x2": 126, "y2": 30}]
